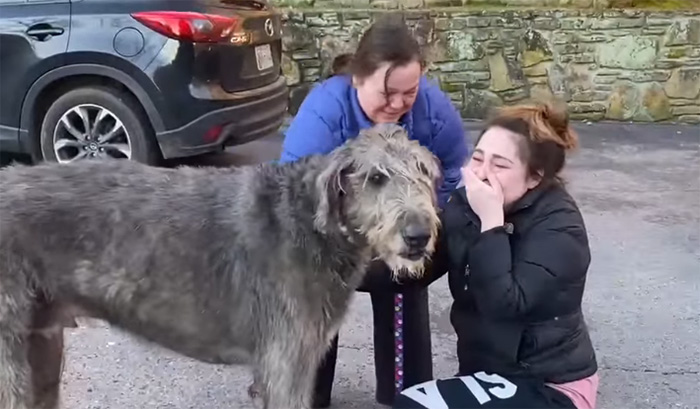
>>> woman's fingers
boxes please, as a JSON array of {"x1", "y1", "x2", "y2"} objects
[
  {"x1": 461, "y1": 167, "x2": 482, "y2": 189},
  {"x1": 484, "y1": 169, "x2": 503, "y2": 196}
]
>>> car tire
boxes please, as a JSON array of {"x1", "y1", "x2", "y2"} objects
[{"x1": 39, "y1": 86, "x2": 161, "y2": 165}]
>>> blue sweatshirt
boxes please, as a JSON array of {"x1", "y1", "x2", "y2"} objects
[{"x1": 279, "y1": 74, "x2": 470, "y2": 207}]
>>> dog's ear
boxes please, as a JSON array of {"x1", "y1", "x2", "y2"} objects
[{"x1": 314, "y1": 149, "x2": 354, "y2": 234}]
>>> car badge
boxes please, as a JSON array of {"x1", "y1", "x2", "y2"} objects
[{"x1": 264, "y1": 18, "x2": 274, "y2": 37}]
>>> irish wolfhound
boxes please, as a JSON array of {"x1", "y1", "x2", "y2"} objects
[{"x1": 0, "y1": 124, "x2": 442, "y2": 409}]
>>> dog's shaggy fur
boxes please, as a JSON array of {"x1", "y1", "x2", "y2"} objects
[{"x1": 0, "y1": 124, "x2": 441, "y2": 409}]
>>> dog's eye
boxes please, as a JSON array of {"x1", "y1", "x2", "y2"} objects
[{"x1": 368, "y1": 172, "x2": 388, "y2": 187}]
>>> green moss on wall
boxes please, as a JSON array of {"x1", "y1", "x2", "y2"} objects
[
  {"x1": 607, "y1": 0, "x2": 699, "y2": 9},
  {"x1": 667, "y1": 48, "x2": 688, "y2": 58}
]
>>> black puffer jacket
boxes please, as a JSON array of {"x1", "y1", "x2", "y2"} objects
[{"x1": 428, "y1": 183, "x2": 598, "y2": 384}]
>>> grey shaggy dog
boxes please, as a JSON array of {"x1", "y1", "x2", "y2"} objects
[{"x1": 0, "y1": 123, "x2": 442, "y2": 409}]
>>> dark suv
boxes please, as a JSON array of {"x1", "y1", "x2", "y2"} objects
[{"x1": 0, "y1": 0, "x2": 287, "y2": 165}]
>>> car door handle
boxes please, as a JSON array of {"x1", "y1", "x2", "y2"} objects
[{"x1": 26, "y1": 24, "x2": 65, "y2": 41}]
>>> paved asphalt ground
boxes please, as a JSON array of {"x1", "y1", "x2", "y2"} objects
[{"x1": 5, "y1": 121, "x2": 698, "y2": 409}]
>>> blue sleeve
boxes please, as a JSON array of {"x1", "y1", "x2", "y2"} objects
[
  {"x1": 432, "y1": 101, "x2": 471, "y2": 208},
  {"x1": 279, "y1": 85, "x2": 344, "y2": 163}
]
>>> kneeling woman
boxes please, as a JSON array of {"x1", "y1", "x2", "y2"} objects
[{"x1": 396, "y1": 103, "x2": 599, "y2": 409}]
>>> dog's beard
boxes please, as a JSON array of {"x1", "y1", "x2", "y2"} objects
[
  {"x1": 384, "y1": 254, "x2": 428, "y2": 282},
  {"x1": 371, "y1": 233, "x2": 434, "y2": 283}
]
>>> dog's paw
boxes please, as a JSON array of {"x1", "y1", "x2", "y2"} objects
[{"x1": 247, "y1": 382, "x2": 264, "y2": 409}]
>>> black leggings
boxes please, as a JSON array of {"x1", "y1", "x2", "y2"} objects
[
  {"x1": 312, "y1": 262, "x2": 434, "y2": 407},
  {"x1": 392, "y1": 373, "x2": 577, "y2": 409}
]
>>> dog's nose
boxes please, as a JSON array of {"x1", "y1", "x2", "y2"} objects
[{"x1": 401, "y1": 222, "x2": 431, "y2": 249}]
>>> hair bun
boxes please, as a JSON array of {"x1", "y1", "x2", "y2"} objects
[
  {"x1": 542, "y1": 101, "x2": 567, "y2": 129},
  {"x1": 541, "y1": 102, "x2": 577, "y2": 150},
  {"x1": 490, "y1": 101, "x2": 579, "y2": 151},
  {"x1": 525, "y1": 101, "x2": 576, "y2": 151}
]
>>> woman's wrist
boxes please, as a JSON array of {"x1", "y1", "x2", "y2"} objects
[{"x1": 480, "y1": 215, "x2": 504, "y2": 232}]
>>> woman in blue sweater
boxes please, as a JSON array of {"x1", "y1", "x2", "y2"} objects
[{"x1": 278, "y1": 16, "x2": 470, "y2": 407}]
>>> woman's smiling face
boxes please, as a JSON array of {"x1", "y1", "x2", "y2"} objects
[
  {"x1": 354, "y1": 60, "x2": 421, "y2": 124},
  {"x1": 465, "y1": 126, "x2": 541, "y2": 208}
]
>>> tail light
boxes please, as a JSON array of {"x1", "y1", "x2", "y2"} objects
[
  {"x1": 131, "y1": 11, "x2": 240, "y2": 43},
  {"x1": 203, "y1": 124, "x2": 224, "y2": 143}
]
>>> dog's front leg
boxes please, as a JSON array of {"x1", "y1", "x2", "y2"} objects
[
  {"x1": 247, "y1": 367, "x2": 265, "y2": 409},
  {"x1": 0, "y1": 326, "x2": 32, "y2": 408},
  {"x1": 258, "y1": 340, "x2": 322, "y2": 409}
]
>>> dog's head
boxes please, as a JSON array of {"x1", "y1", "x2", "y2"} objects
[{"x1": 315, "y1": 123, "x2": 441, "y2": 280}]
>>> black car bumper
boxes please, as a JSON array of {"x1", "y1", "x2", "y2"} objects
[{"x1": 155, "y1": 76, "x2": 288, "y2": 160}]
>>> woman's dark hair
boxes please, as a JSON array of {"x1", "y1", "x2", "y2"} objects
[
  {"x1": 330, "y1": 15, "x2": 425, "y2": 93},
  {"x1": 478, "y1": 102, "x2": 579, "y2": 187}
]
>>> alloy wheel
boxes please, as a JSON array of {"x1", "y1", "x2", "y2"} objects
[{"x1": 52, "y1": 104, "x2": 132, "y2": 163}]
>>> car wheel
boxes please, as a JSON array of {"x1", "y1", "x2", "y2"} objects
[{"x1": 39, "y1": 86, "x2": 161, "y2": 165}]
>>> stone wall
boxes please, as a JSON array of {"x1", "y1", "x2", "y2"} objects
[
  {"x1": 279, "y1": 8, "x2": 700, "y2": 124},
  {"x1": 276, "y1": 0, "x2": 696, "y2": 9}
]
